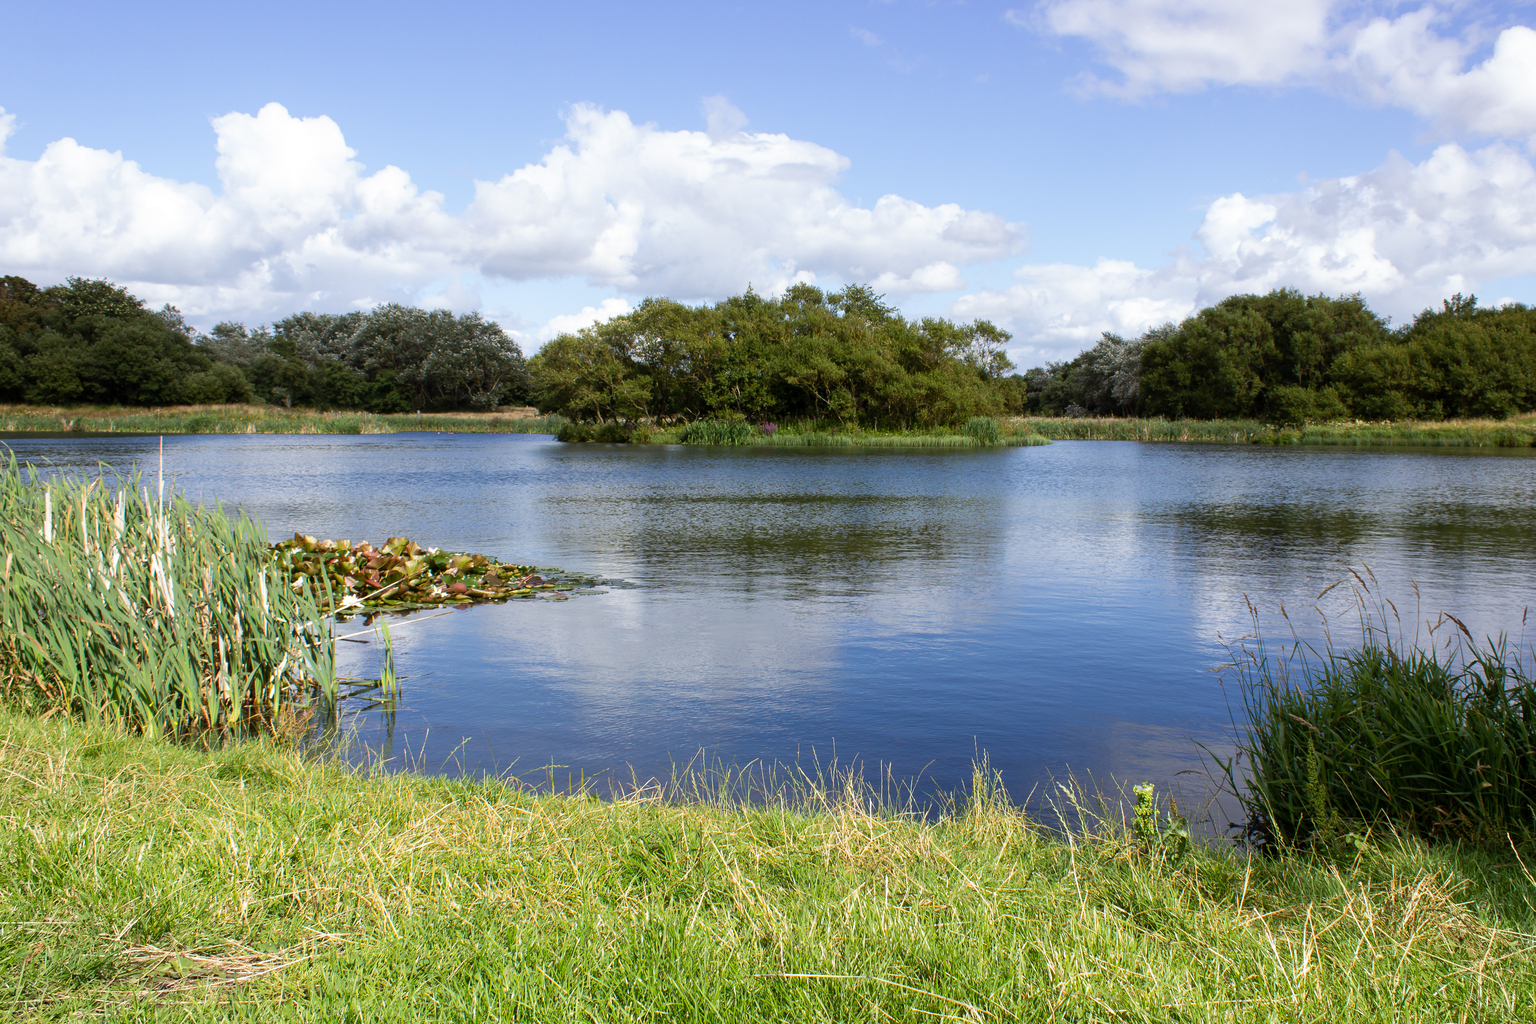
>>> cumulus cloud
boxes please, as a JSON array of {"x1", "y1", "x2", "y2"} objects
[
  {"x1": 954, "y1": 141, "x2": 1536, "y2": 362},
  {"x1": 0, "y1": 101, "x2": 1020, "y2": 323},
  {"x1": 1019, "y1": 1, "x2": 1536, "y2": 145},
  {"x1": 536, "y1": 297, "x2": 635, "y2": 342}
]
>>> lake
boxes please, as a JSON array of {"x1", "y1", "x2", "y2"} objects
[{"x1": 8, "y1": 432, "x2": 1536, "y2": 823}]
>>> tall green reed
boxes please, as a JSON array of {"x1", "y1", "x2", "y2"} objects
[
  {"x1": 1221, "y1": 575, "x2": 1536, "y2": 851},
  {"x1": 0, "y1": 453, "x2": 335, "y2": 738}
]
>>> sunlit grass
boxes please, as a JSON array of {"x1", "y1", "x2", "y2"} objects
[
  {"x1": 1014, "y1": 412, "x2": 1536, "y2": 447},
  {"x1": 0, "y1": 403, "x2": 567, "y2": 436},
  {"x1": 1, "y1": 709, "x2": 1533, "y2": 1021}
]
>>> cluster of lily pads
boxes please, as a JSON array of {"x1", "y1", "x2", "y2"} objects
[{"x1": 272, "y1": 534, "x2": 588, "y2": 614}]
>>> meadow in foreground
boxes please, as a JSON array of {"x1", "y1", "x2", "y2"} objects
[{"x1": 3, "y1": 707, "x2": 1535, "y2": 1023}]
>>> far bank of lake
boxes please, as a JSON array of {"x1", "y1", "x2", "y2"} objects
[{"x1": 3, "y1": 402, "x2": 1535, "y2": 448}]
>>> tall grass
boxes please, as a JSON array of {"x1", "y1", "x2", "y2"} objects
[
  {"x1": 1014, "y1": 413, "x2": 1536, "y2": 447},
  {"x1": 1223, "y1": 579, "x2": 1536, "y2": 851},
  {"x1": 0, "y1": 454, "x2": 335, "y2": 737},
  {"x1": 0, "y1": 403, "x2": 567, "y2": 436},
  {"x1": 661, "y1": 417, "x2": 1051, "y2": 448}
]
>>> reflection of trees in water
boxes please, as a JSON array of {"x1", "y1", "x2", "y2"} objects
[
  {"x1": 1166, "y1": 501, "x2": 1536, "y2": 559},
  {"x1": 542, "y1": 491, "x2": 1005, "y2": 597}
]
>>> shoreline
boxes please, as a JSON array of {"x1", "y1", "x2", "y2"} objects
[{"x1": 2, "y1": 403, "x2": 1535, "y2": 449}]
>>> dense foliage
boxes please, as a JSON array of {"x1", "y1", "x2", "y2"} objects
[
  {"x1": 0, "y1": 276, "x2": 251, "y2": 406},
  {"x1": 528, "y1": 284, "x2": 1014, "y2": 427},
  {"x1": 0, "y1": 276, "x2": 531, "y2": 412},
  {"x1": 1024, "y1": 290, "x2": 1536, "y2": 423},
  {"x1": 7, "y1": 272, "x2": 1535, "y2": 425}
]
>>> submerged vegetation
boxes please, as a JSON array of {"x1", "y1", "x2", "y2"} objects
[{"x1": 0, "y1": 457, "x2": 334, "y2": 737}]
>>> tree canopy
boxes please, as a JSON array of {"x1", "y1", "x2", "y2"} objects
[
  {"x1": 528, "y1": 284, "x2": 1014, "y2": 427},
  {"x1": 0, "y1": 276, "x2": 530, "y2": 412},
  {"x1": 5, "y1": 274, "x2": 1533, "y2": 426}
]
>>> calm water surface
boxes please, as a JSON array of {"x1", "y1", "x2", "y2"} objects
[{"x1": 9, "y1": 433, "x2": 1536, "y2": 816}]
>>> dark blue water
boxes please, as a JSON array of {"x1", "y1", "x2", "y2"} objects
[{"x1": 9, "y1": 433, "x2": 1536, "y2": 817}]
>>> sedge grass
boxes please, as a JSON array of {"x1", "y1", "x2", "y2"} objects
[
  {"x1": 0, "y1": 404, "x2": 567, "y2": 436},
  {"x1": 1014, "y1": 412, "x2": 1536, "y2": 447},
  {"x1": 1, "y1": 708, "x2": 1534, "y2": 1021},
  {"x1": 1223, "y1": 577, "x2": 1536, "y2": 852},
  {"x1": 0, "y1": 456, "x2": 334, "y2": 737}
]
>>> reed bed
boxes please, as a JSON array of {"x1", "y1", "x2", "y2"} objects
[
  {"x1": 0, "y1": 403, "x2": 566, "y2": 436},
  {"x1": 0, "y1": 455, "x2": 335, "y2": 737},
  {"x1": 645, "y1": 417, "x2": 1051, "y2": 448},
  {"x1": 1223, "y1": 578, "x2": 1536, "y2": 852},
  {"x1": 2, "y1": 708, "x2": 1534, "y2": 1020},
  {"x1": 1014, "y1": 413, "x2": 1536, "y2": 447}
]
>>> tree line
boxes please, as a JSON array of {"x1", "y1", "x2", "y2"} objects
[
  {"x1": 4, "y1": 273, "x2": 1532, "y2": 424},
  {"x1": 1024, "y1": 290, "x2": 1536, "y2": 423},
  {"x1": 0, "y1": 276, "x2": 531, "y2": 412}
]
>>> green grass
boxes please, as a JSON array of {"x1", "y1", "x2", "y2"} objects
[
  {"x1": 0, "y1": 458, "x2": 334, "y2": 737},
  {"x1": 0, "y1": 404, "x2": 567, "y2": 436},
  {"x1": 641, "y1": 418, "x2": 1052, "y2": 448},
  {"x1": 2, "y1": 708, "x2": 1534, "y2": 1021},
  {"x1": 1224, "y1": 590, "x2": 1536, "y2": 852},
  {"x1": 1015, "y1": 413, "x2": 1536, "y2": 447}
]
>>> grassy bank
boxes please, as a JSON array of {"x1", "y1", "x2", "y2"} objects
[
  {"x1": 5, "y1": 403, "x2": 1535, "y2": 448},
  {"x1": 1016, "y1": 413, "x2": 1536, "y2": 447},
  {"x1": 0, "y1": 404, "x2": 567, "y2": 436},
  {"x1": 563, "y1": 417, "x2": 1052, "y2": 448},
  {"x1": 1, "y1": 709, "x2": 1533, "y2": 1022}
]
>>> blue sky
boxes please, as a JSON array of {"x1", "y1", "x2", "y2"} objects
[{"x1": 2, "y1": 1, "x2": 1533, "y2": 366}]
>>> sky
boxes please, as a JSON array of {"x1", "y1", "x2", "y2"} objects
[{"x1": 2, "y1": 0, "x2": 1534, "y2": 368}]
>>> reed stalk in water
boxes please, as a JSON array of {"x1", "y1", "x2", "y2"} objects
[{"x1": 0, "y1": 453, "x2": 335, "y2": 737}]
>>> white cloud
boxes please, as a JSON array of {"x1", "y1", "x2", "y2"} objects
[
  {"x1": 954, "y1": 140, "x2": 1536, "y2": 362},
  {"x1": 871, "y1": 261, "x2": 966, "y2": 293},
  {"x1": 700, "y1": 94, "x2": 749, "y2": 139},
  {"x1": 851, "y1": 27, "x2": 885, "y2": 47},
  {"x1": 536, "y1": 298, "x2": 634, "y2": 341},
  {"x1": 0, "y1": 102, "x2": 1021, "y2": 324},
  {"x1": 1021, "y1": 1, "x2": 1536, "y2": 145}
]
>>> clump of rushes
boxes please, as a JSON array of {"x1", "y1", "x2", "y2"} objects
[
  {"x1": 1223, "y1": 580, "x2": 1536, "y2": 851},
  {"x1": 961, "y1": 416, "x2": 1002, "y2": 445},
  {"x1": 271, "y1": 535, "x2": 591, "y2": 612},
  {"x1": 0, "y1": 456, "x2": 334, "y2": 737},
  {"x1": 679, "y1": 419, "x2": 756, "y2": 445}
]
